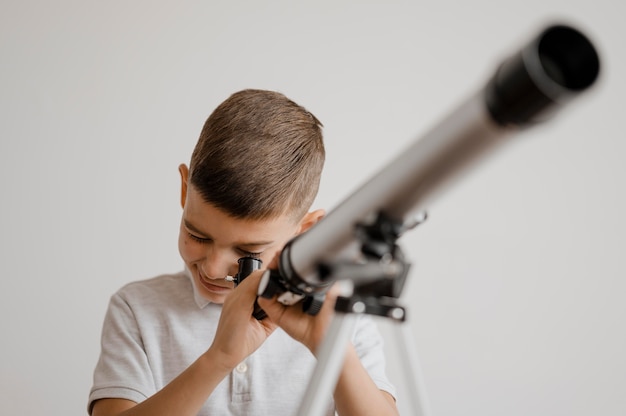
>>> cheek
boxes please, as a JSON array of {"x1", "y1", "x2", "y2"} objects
[
  {"x1": 178, "y1": 233, "x2": 201, "y2": 261},
  {"x1": 261, "y1": 247, "x2": 282, "y2": 269}
]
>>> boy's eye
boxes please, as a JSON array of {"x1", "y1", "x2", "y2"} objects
[
  {"x1": 187, "y1": 233, "x2": 262, "y2": 258},
  {"x1": 187, "y1": 232, "x2": 210, "y2": 244},
  {"x1": 239, "y1": 250, "x2": 262, "y2": 259}
]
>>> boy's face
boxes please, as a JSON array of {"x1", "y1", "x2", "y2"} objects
[{"x1": 177, "y1": 165, "x2": 322, "y2": 304}]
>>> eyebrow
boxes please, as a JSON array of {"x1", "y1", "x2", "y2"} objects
[
  {"x1": 183, "y1": 219, "x2": 275, "y2": 248},
  {"x1": 184, "y1": 219, "x2": 209, "y2": 237}
]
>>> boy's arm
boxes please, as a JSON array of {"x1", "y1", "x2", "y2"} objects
[
  {"x1": 92, "y1": 273, "x2": 277, "y2": 416},
  {"x1": 95, "y1": 345, "x2": 398, "y2": 416},
  {"x1": 333, "y1": 345, "x2": 399, "y2": 416},
  {"x1": 92, "y1": 350, "x2": 233, "y2": 416}
]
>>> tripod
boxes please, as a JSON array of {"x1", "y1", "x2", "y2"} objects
[{"x1": 297, "y1": 213, "x2": 433, "y2": 416}]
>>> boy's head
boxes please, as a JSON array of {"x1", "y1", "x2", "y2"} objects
[
  {"x1": 178, "y1": 89, "x2": 326, "y2": 304},
  {"x1": 189, "y1": 89, "x2": 325, "y2": 222}
]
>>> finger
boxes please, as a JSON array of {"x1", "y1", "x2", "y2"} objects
[
  {"x1": 230, "y1": 270, "x2": 265, "y2": 310},
  {"x1": 235, "y1": 269, "x2": 264, "y2": 291},
  {"x1": 256, "y1": 295, "x2": 286, "y2": 323}
]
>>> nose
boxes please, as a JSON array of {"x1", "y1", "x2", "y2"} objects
[{"x1": 200, "y1": 248, "x2": 239, "y2": 280}]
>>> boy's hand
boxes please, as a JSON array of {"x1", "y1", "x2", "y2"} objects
[
  {"x1": 206, "y1": 270, "x2": 277, "y2": 370},
  {"x1": 257, "y1": 282, "x2": 341, "y2": 355}
]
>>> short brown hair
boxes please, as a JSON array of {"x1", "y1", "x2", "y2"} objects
[{"x1": 189, "y1": 89, "x2": 325, "y2": 221}]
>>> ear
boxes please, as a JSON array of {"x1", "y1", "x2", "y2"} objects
[
  {"x1": 178, "y1": 164, "x2": 189, "y2": 209},
  {"x1": 297, "y1": 209, "x2": 326, "y2": 234}
]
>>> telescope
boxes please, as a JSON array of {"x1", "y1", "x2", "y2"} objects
[{"x1": 258, "y1": 23, "x2": 601, "y2": 316}]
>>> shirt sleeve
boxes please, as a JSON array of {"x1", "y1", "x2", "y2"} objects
[
  {"x1": 87, "y1": 291, "x2": 157, "y2": 414},
  {"x1": 351, "y1": 315, "x2": 397, "y2": 399}
]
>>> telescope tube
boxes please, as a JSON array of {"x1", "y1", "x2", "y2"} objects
[{"x1": 267, "y1": 24, "x2": 600, "y2": 300}]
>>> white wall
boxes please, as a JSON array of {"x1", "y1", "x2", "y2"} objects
[{"x1": 1, "y1": 1, "x2": 624, "y2": 415}]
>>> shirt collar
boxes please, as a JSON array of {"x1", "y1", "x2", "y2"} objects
[{"x1": 183, "y1": 265, "x2": 212, "y2": 309}]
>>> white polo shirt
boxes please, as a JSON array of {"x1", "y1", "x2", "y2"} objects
[{"x1": 88, "y1": 269, "x2": 396, "y2": 415}]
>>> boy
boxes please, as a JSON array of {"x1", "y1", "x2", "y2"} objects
[{"x1": 88, "y1": 89, "x2": 398, "y2": 416}]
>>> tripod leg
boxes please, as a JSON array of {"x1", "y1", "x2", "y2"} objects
[
  {"x1": 393, "y1": 321, "x2": 433, "y2": 416},
  {"x1": 298, "y1": 313, "x2": 357, "y2": 416}
]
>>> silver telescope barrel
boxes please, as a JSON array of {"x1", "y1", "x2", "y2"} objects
[{"x1": 279, "y1": 23, "x2": 600, "y2": 291}]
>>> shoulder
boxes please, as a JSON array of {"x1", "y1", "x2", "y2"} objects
[
  {"x1": 109, "y1": 270, "x2": 194, "y2": 312},
  {"x1": 103, "y1": 270, "x2": 210, "y2": 334},
  {"x1": 115, "y1": 271, "x2": 189, "y2": 297},
  {"x1": 351, "y1": 314, "x2": 386, "y2": 352}
]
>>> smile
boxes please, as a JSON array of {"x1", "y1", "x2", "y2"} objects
[{"x1": 198, "y1": 273, "x2": 231, "y2": 294}]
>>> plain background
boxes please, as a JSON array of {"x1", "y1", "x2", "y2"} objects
[{"x1": 1, "y1": 1, "x2": 624, "y2": 415}]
